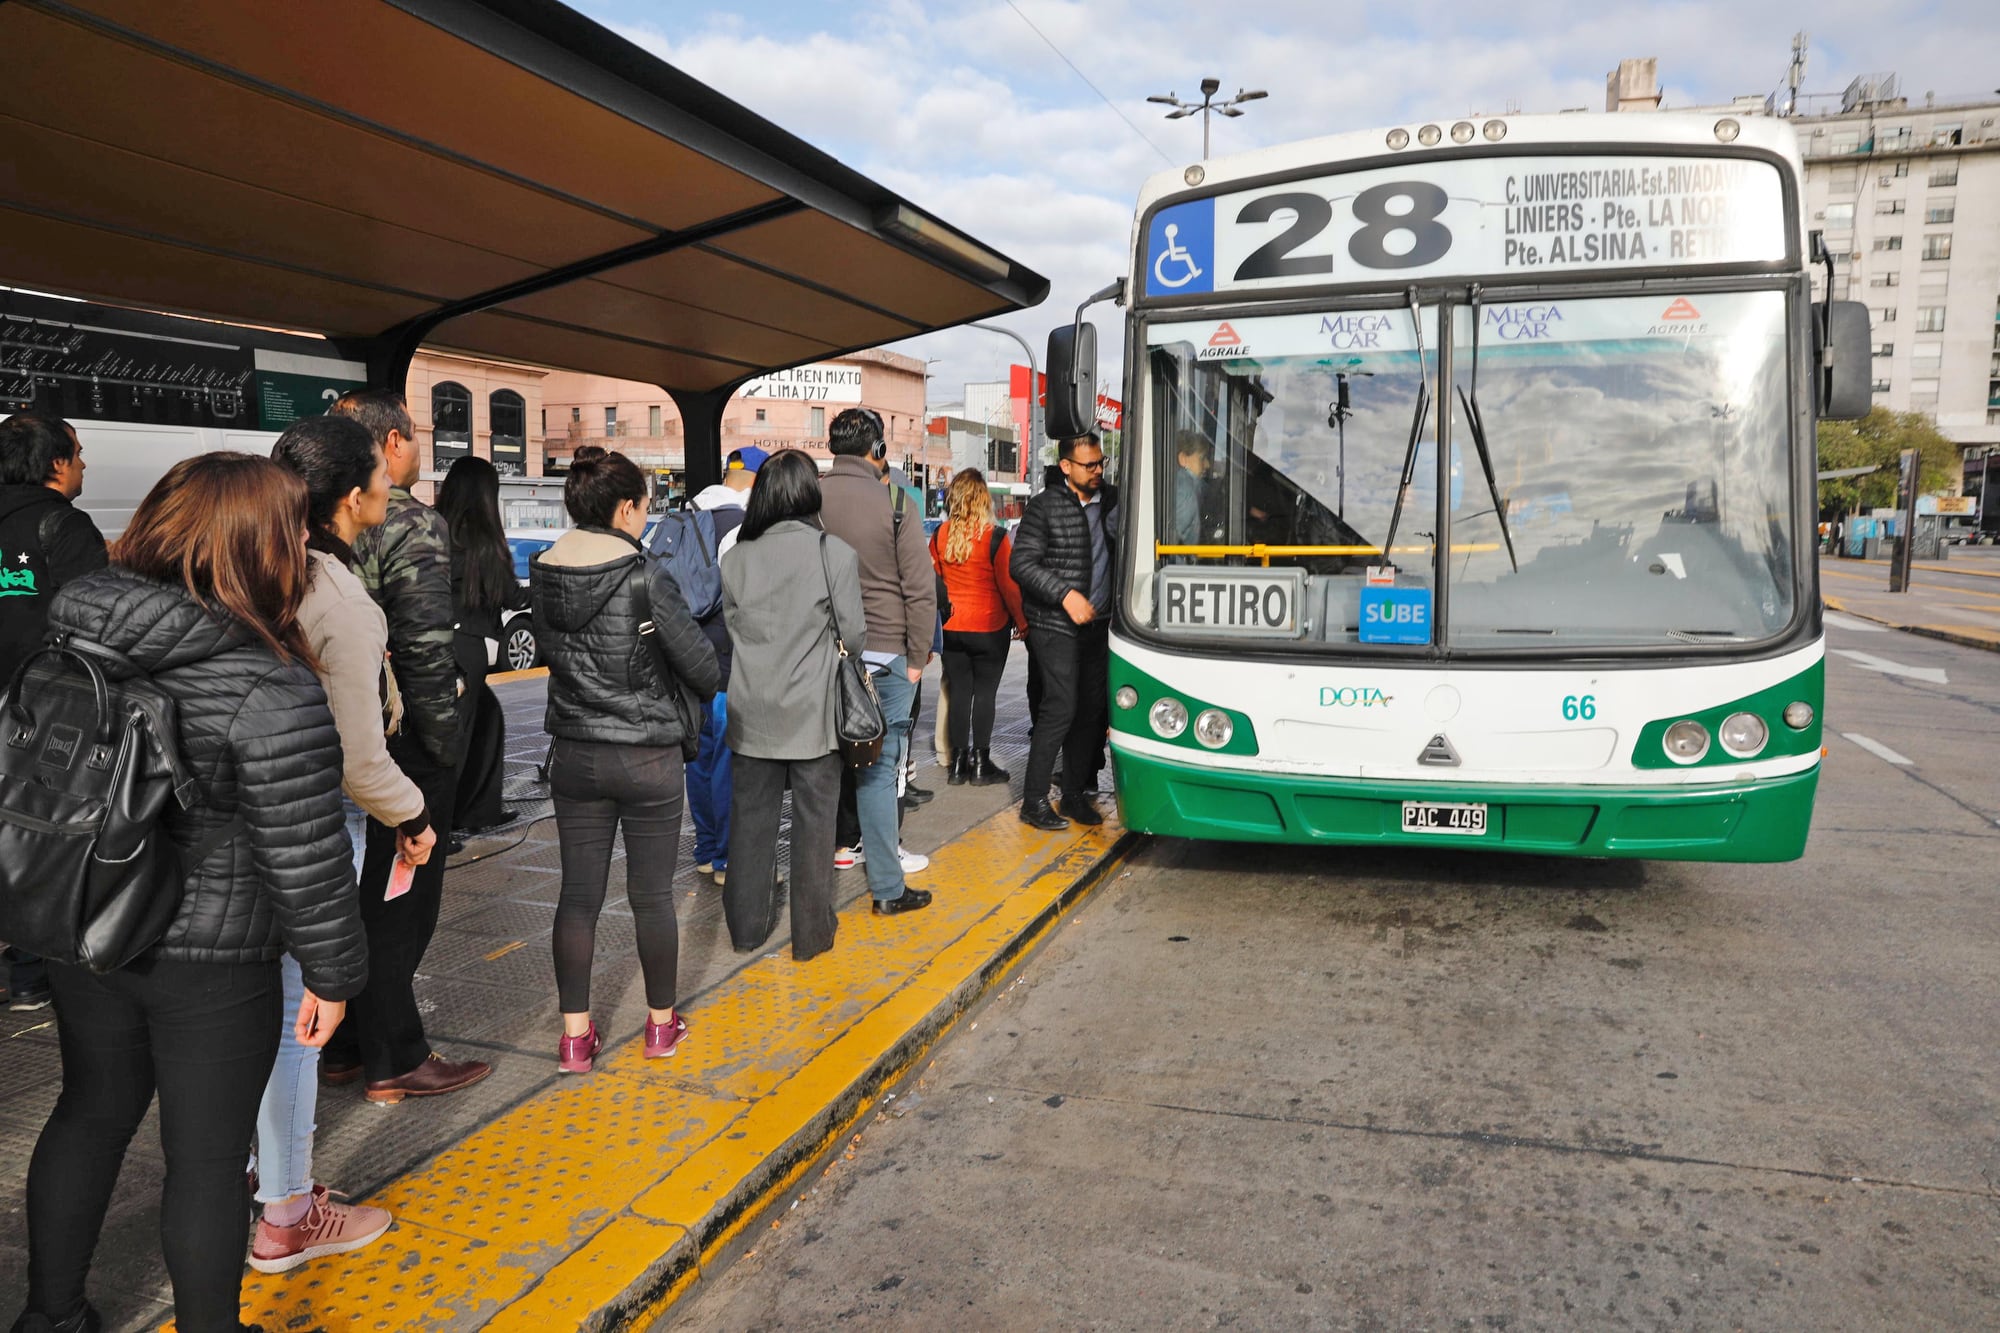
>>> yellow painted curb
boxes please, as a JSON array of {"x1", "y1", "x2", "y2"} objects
[
  {"x1": 213, "y1": 807, "x2": 1133, "y2": 1332},
  {"x1": 487, "y1": 665, "x2": 549, "y2": 685}
]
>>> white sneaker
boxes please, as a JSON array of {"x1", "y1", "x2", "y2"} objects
[
  {"x1": 897, "y1": 846, "x2": 929, "y2": 874},
  {"x1": 712, "y1": 867, "x2": 727, "y2": 886},
  {"x1": 835, "y1": 845, "x2": 862, "y2": 870}
]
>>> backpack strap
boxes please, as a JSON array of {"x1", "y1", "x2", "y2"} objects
[{"x1": 182, "y1": 815, "x2": 247, "y2": 870}]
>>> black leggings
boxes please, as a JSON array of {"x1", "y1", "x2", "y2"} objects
[
  {"x1": 26, "y1": 958, "x2": 281, "y2": 1333},
  {"x1": 549, "y1": 739, "x2": 686, "y2": 1014},
  {"x1": 941, "y1": 629, "x2": 1012, "y2": 749}
]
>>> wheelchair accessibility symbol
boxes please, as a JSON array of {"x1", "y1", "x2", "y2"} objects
[{"x1": 1153, "y1": 224, "x2": 1203, "y2": 289}]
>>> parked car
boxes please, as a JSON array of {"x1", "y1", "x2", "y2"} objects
[{"x1": 497, "y1": 530, "x2": 563, "y2": 671}]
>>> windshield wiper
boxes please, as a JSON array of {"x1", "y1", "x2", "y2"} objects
[
  {"x1": 1460, "y1": 286, "x2": 1518, "y2": 574},
  {"x1": 1378, "y1": 287, "x2": 1431, "y2": 566}
]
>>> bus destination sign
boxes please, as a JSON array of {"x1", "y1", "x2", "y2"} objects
[
  {"x1": 1143, "y1": 156, "x2": 1786, "y2": 297},
  {"x1": 1158, "y1": 567, "x2": 1306, "y2": 638}
]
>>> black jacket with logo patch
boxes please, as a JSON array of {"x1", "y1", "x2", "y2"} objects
[
  {"x1": 0, "y1": 484, "x2": 108, "y2": 687},
  {"x1": 1009, "y1": 468, "x2": 1121, "y2": 637}
]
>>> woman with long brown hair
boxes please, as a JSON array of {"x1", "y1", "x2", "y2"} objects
[
  {"x1": 13, "y1": 452, "x2": 366, "y2": 1333},
  {"x1": 929, "y1": 468, "x2": 1025, "y2": 786}
]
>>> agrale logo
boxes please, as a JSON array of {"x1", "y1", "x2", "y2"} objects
[
  {"x1": 1648, "y1": 298, "x2": 1708, "y2": 336},
  {"x1": 1319, "y1": 686, "x2": 1393, "y2": 708},
  {"x1": 1198, "y1": 322, "x2": 1247, "y2": 359},
  {"x1": 1658, "y1": 298, "x2": 1701, "y2": 321}
]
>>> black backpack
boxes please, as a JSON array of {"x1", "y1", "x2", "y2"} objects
[{"x1": 0, "y1": 635, "x2": 240, "y2": 973}]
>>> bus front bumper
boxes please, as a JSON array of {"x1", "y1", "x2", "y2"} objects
[{"x1": 1109, "y1": 745, "x2": 1819, "y2": 863}]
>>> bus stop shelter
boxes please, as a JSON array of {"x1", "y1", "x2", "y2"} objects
[{"x1": 0, "y1": 0, "x2": 1048, "y2": 489}]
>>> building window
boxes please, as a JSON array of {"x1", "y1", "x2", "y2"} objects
[
  {"x1": 1824, "y1": 202, "x2": 1855, "y2": 226},
  {"x1": 1873, "y1": 236, "x2": 1903, "y2": 252},
  {"x1": 1874, "y1": 307, "x2": 1898, "y2": 324},
  {"x1": 1930, "y1": 165, "x2": 1958, "y2": 187},
  {"x1": 489, "y1": 390, "x2": 526, "y2": 477},
  {"x1": 1875, "y1": 199, "x2": 1906, "y2": 215},
  {"x1": 1915, "y1": 307, "x2": 1946, "y2": 332},
  {"x1": 1873, "y1": 342, "x2": 1894, "y2": 358},
  {"x1": 1912, "y1": 344, "x2": 1943, "y2": 370},
  {"x1": 1869, "y1": 273, "x2": 1900, "y2": 287},
  {"x1": 1925, "y1": 204, "x2": 1955, "y2": 225},
  {"x1": 754, "y1": 407, "x2": 767, "y2": 423},
  {"x1": 1930, "y1": 124, "x2": 1962, "y2": 147},
  {"x1": 1891, "y1": 160, "x2": 1910, "y2": 177},
  {"x1": 649, "y1": 405, "x2": 663, "y2": 436},
  {"x1": 540, "y1": 409, "x2": 547, "y2": 437},
  {"x1": 431, "y1": 381, "x2": 471, "y2": 468},
  {"x1": 1830, "y1": 167, "x2": 1858, "y2": 192},
  {"x1": 1922, "y1": 235, "x2": 1952, "y2": 261},
  {"x1": 1871, "y1": 378, "x2": 1892, "y2": 394},
  {"x1": 570, "y1": 406, "x2": 581, "y2": 423},
  {"x1": 810, "y1": 406, "x2": 827, "y2": 438},
  {"x1": 1830, "y1": 134, "x2": 1859, "y2": 155},
  {"x1": 604, "y1": 406, "x2": 618, "y2": 436}
]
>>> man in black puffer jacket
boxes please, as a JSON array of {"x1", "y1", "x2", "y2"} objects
[{"x1": 1010, "y1": 433, "x2": 1119, "y2": 831}]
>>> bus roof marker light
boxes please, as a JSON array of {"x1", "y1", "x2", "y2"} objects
[
  {"x1": 1150, "y1": 697, "x2": 1189, "y2": 739},
  {"x1": 1386, "y1": 128, "x2": 1410, "y2": 150},
  {"x1": 1115, "y1": 685, "x2": 1139, "y2": 710},
  {"x1": 1450, "y1": 121, "x2": 1475, "y2": 144},
  {"x1": 1193, "y1": 709, "x2": 1234, "y2": 749},
  {"x1": 1719, "y1": 712, "x2": 1769, "y2": 758},
  {"x1": 1184, "y1": 165, "x2": 1205, "y2": 187},
  {"x1": 1663, "y1": 720, "x2": 1710, "y2": 764},
  {"x1": 1715, "y1": 118, "x2": 1741, "y2": 143},
  {"x1": 1482, "y1": 119, "x2": 1507, "y2": 142},
  {"x1": 1417, "y1": 124, "x2": 1443, "y2": 147},
  {"x1": 1782, "y1": 701, "x2": 1815, "y2": 730}
]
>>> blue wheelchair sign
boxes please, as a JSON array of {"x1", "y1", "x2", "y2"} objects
[{"x1": 1145, "y1": 201, "x2": 1214, "y2": 297}]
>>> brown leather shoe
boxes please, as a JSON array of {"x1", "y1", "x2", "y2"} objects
[{"x1": 364, "y1": 1053, "x2": 492, "y2": 1104}]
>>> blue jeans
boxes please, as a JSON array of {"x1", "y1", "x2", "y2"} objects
[
  {"x1": 250, "y1": 953, "x2": 313, "y2": 1203},
  {"x1": 858, "y1": 657, "x2": 915, "y2": 902},
  {"x1": 687, "y1": 690, "x2": 733, "y2": 869}
]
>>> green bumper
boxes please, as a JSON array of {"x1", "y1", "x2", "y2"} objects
[{"x1": 1110, "y1": 745, "x2": 1819, "y2": 862}]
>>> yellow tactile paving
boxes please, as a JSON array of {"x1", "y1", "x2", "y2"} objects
[{"x1": 196, "y1": 807, "x2": 1127, "y2": 1332}]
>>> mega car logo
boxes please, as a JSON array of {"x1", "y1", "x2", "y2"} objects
[
  {"x1": 1319, "y1": 313, "x2": 1394, "y2": 350},
  {"x1": 1484, "y1": 304, "x2": 1563, "y2": 341}
]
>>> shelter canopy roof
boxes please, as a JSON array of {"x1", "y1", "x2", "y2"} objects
[{"x1": 0, "y1": 0, "x2": 1048, "y2": 392}]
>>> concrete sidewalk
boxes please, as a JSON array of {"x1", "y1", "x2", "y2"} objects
[
  {"x1": 0, "y1": 656, "x2": 1132, "y2": 1332},
  {"x1": 1819, "y1": 558, "x2": 2000, "y2": 652}
]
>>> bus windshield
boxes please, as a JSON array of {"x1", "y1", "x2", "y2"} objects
[{"x1": 1136, "y1": 290, "x2": 1796, "y2": 650}]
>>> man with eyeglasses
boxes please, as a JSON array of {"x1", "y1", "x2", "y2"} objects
[{"x1": 1009, "y1": 433, "x2": 1118, "y2": 830}]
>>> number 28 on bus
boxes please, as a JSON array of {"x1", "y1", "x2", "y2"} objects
[{"x1": 1042, "y1": 112, "x2": 1872, "y2": 862}]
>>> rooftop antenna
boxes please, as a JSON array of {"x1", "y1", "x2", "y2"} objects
[{"x1": 1787, "y1": 31, "x2": 1807, "y2": 117}]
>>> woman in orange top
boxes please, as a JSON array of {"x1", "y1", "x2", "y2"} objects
[{"x1": 929, "y1": 469, "x2": 1027, "y2": 786}]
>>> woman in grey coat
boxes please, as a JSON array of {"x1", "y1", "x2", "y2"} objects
[{"x1": 721, "y1": 450, "x2": 870, "y2": 958}]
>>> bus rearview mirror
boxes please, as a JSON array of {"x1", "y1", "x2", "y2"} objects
[
  {"x1": 1045, "y1": 321, "x2": 1098, "y2": 440},
  {"x1": 1816, "y1": 300, "x2": 1871, "y2": 421}
]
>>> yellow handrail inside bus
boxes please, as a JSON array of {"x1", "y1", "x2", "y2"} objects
[{"x1": 1156, "y1": 542, "x2": 1501, "y2": 567}]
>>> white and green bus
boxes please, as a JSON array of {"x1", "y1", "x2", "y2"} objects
[{"x1": 1044, "y1": 112, "x2": 1870, "y2": 861}]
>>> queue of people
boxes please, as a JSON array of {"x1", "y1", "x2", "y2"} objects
[{"x1": 1, "y1": 400, "x2": 1115, "y2": 1332}]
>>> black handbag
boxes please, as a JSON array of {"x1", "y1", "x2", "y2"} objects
[{"x1": 820, "y1": 536, "x2": 886, "y2": 768}]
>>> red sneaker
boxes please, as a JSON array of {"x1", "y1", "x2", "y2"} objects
[
  {"x1": 248, "y1": 1185, "x2": 392, "y2": 1273},
  {"x1": 645, "y1": 1013, "x2": 687, "y2": 1059},
  {"x1": 558, "y1": 1023, "x2": 602, "y2": 1074}
]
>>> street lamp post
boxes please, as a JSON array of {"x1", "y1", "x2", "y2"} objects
[
  {"x1": 1147, "y1": 78, "x2": 1268, "y2": 159},
  {"x1": 968, "y1": 321, "x2": 1043, "y2": 487}
]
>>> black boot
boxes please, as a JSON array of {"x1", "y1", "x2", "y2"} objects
[
  {"x1": 1061, "y1": 790, "x2": 1104, "y2": 826},
  {"x1": 1019, "y1": 799, "x2": 1068, "y2": 832},
  {"x1": 969, "y1": 748, "x2": 1011, "y2": 786},
  {"x1": 10, "y1": 1303, "x2": 103, "y2": 1333},
  {"x1": 946, "y1": 749, "x2": 972, "y2": 785}
]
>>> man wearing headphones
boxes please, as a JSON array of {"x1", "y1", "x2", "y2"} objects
[{"x1": 819, "y1": 408, "x2": 937, "y2": 915}]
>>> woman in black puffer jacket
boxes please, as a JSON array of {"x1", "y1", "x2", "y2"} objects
[
  {"x1": 530, "y1": 446, "x2": 717, "y2": 1075},
  {"x1": 15, "y1": 453, "x2": 366, "y2": 1333}
]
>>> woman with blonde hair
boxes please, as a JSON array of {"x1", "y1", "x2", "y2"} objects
[{"x1": 929, "y1": 468, "x2": 1025, "y2": 786}]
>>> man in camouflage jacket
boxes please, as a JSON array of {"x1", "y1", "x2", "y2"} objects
[{"x1": 319, "y1": 389, "x2": 490, "y2": 1102}]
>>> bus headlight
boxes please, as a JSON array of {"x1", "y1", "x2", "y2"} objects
[
  {"x1": 1450, "y1": 121, "x2": 1475, "y2": 143},
  {"x1": 1719, "y1": 712, "x2": 1768, "y2": 757},
  {"x1": 1150, "y1": 697, "x2": 1189, "y2": 738},
  {"x1": 1663, "y1": 720, "x2": 1710, "y2": 763},
  {"x1": 1417, "y1": 123, "x2": 1443, "y2": 147},
  {"x1": 1386, "y1": 128, "x2": 1410, "y2": 150},
  {"x1": 1482, "y1": 119, "x2": 1508, "y2": 142},
  {"x1": 1193, "y1": 708, "x2": 1234, "y2": 749},
  {"x1": 1714, "y1": 118, "x2": 1741, "y2": 142},
  {"x1": 1115, "y1": 685, "x2": 1139, "y2": 710},
  {"x1": 1782, "y1": 700, "x2": 1815, "y2": 730}
]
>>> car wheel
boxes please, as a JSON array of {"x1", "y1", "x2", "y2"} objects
[{"x1": 504, "y1": 619, "x2": 539, "y2": 671}]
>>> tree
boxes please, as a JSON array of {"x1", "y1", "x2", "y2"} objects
[{"x1": 1816, "y1": 408, "x2": 1959, "y2": 516}]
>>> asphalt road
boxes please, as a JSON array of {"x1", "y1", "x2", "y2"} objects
[
  {"x1": 1839, "y1": 543, "x2": 2000, "y2": 601},
  {"x1": 664, "y1": 621, "x2": 2000, "y2": 1331}
]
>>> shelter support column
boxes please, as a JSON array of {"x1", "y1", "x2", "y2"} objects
[{"x1": 670, "y1": 386, "x2": 736, "y2": 495}]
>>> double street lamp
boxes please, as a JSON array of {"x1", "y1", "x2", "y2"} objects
[{"x1": 1148, "y1": 78, "x2": 1267, "y2": 159}]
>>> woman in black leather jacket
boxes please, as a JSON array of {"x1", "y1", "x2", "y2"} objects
[
  {"x1": 16, "y1": 452, "x2": 366, "y2": 1333},
  {"x1": 530, "y1": 447, "x2": 717, "y2": 1075}
]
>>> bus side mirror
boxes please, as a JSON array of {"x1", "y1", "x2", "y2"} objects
[
  {"x1": 1815, "y1": 300, "x2": 1872, "y2": 421},
  {"x1": 1045, "y1": 321, "x2": 1098, "y2": 440}
]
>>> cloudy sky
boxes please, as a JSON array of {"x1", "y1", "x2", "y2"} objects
[{"x1": 573, "y1": 0, "x2": 1998, "y2": 406}]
